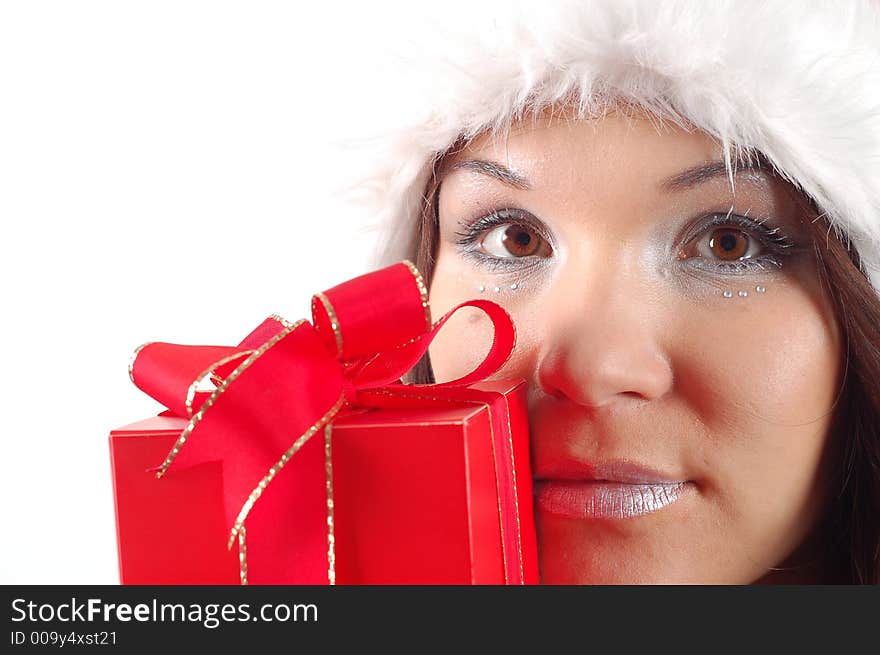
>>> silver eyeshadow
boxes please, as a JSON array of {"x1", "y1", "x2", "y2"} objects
[{"x1": 475, "y1": 283, "x2": 768, "y2": 298}]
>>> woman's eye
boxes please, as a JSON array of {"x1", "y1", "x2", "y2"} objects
[
  {"x1": 453, "y1": 209, "x2": 553, "y2": 269},
  {"x1": 480, "y1": 223, "x2": 552, "y2": 258},
  {"x1": 677, "y1": 214, "x2": 795, "y2": 274}
]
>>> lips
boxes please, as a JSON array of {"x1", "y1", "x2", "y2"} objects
[{"x1": 533, "y1": 460, "x2": 693, "y2": 520}]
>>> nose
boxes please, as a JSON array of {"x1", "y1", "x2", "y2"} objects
[{"x1": 534, "y1": 265, "x2": 674, "y2": 409}]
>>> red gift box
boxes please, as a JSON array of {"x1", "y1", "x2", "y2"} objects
[
  {"x1": 110, "y1": 261, "x2": 538, "y2": 585},
  {"x1": 109, "y1": 378, "x2": 537, "y2": 584}
]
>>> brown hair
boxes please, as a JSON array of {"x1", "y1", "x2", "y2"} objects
[
  {"x1": 410, "y1": 144, "x2": 880, "y2": 584},
  {"x1": 811, "y1": 214, "x2": 880, "y2": 583}
]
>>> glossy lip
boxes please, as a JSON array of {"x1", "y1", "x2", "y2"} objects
[{"x1": 533, "y1": 459, "x2": 693, "y2": 520}]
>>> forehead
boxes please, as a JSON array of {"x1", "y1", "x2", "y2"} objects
[{"x1": 444, "y1": 107, "x2": 724, "y2": 185}]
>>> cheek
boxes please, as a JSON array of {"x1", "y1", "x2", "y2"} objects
[{"x1": 678, "y1": 281, "x2": 842, "y2": 431}]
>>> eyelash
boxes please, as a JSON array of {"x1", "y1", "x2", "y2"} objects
[{"x1": 453, "y1": 207, "x2": 798, "y2": 276}]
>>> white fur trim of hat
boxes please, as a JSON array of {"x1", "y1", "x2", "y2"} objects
[{"x1": 338, "y1": 0, "x2": 880, "y2": 292}]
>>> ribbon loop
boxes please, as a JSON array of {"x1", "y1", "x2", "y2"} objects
[
  {"x1": 311, "y1": 261, "x2": 432, "y2": 361},
  {"x1": 130, "y1": 343, "x2": 251, "y2": 418},
  {"x1": 345, "y1": 298, "x2": 516, "y2": 391}
]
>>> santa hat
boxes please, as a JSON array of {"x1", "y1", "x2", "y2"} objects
[{"x1": 340, "y1": 0, "x2": 880, "y2": 292}]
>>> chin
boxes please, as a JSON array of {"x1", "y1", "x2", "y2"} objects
[{"x1": 535, "y1": 514, "x2": 758, "y2": 585}]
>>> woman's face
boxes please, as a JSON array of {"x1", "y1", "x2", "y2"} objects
[{"x1": 427, "y1": 107, "x2": 844, "y2": 584}]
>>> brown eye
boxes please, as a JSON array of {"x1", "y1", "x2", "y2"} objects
[
  {"x1": 680, "y1": 224, "x2": 764, "y2": 264},
  {"x1": 676, "y1": 212, "x2": 796, "y2": 274},
  {"x1": 481, "y1": 223, "x2": 551, "y2": 258},
  {"x1": 708, "y1": 228, "x2": 750, "y2": 261}
]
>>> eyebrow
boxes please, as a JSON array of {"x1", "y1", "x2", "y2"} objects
[
  {"x1": 438, "y1": 156, "x2": 773, "y2": 192},
  {"x1": 438, "y1": 159, "x2": 532, "y2": 190},
  {"x1": 658, "y1": 159, "x2": 774, "y2": 192}
]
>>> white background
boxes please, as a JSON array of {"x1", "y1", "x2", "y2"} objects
[{"x1": 0, "y1": 1, "x2": 437, "y2": 583}]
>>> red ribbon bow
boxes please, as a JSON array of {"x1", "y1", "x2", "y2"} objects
[{"x1": 129, "y1": 261, "x2": 520, "y2": 584}]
